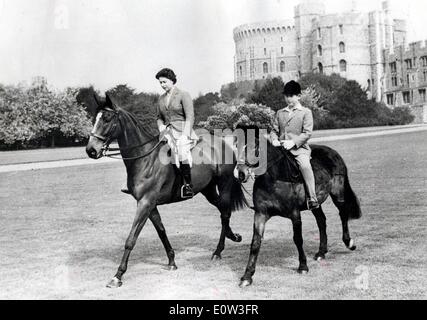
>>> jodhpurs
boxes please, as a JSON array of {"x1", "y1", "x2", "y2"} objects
[{"x1": 294, "y1": 153, "x2": 317, "y2": 202}]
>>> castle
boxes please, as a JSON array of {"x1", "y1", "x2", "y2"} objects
[{"x1": 233, "y1": 0, "x2": 427, "y2": 123}]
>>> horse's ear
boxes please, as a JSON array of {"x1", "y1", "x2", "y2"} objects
[
  {"x1": 105, "y1": 92, "x2": 118, "y2": 110},
  {"x1": 93, "y1": 93, "x2": 102, "y2": 107}
]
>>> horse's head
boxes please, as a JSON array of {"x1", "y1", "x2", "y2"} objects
[
  {"x1": 86, "y1": 93, "x2": 122, "y2": 159},
  {"x1": 233, "y1": 126, "x2": 268, "y2": 183}
]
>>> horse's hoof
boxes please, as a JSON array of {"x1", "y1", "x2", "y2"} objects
[
  {"x1": 297, "y1": 266, "x2": 309, "y2": 274},
  {"x1": 233, "y1": 234, "x2": 242, "y2": 243},
  {"x1": 239, "y1": 278, "x2": 253, "y2": 288},
  {"x1": 106, "y1": 277, "x2": 122, "y2": 288},
  {"x1": 226, "y1": 233, "x2": 242, "y2": 243},
  {"x1": 315, "y1": 255, "x2": 325, "y2": 262},
  {"x1": 346, "y1": 239, "x2": 357, "y2": 251},
  {"x1": 163, "y1": 264, "x2": 178, "y2": 271},
  {"x1": 211, "y1": 254, "x2": 222, "y2": 261}
]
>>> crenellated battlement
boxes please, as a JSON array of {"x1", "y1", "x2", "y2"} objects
[
  {"x1": 233, "y1": 20, "x2": 295, "y2": 41},
  {"x1": 385, "y1": 40, "x2": 427, "y2": 58}
]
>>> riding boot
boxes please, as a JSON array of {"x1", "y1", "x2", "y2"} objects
[{"x1": 179, "y1": 163, "x2": 194, "y2": 199}]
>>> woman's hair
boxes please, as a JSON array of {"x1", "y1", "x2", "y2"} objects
[
  {"x1": 155, "y1": 68, "x2": 177, "y2": 84},
  {"x1": 283, "y1": 80, "x2": 301, "y2": 96}
]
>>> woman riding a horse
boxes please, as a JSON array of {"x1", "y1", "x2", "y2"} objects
[{"x1": 155, "y1": 68, "x2": 198, "y2": 198}]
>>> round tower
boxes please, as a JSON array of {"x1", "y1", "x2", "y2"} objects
[
  {"x1": 294, "y1": 0, "x2": 325, "y2": 75},
  {"x1": 233, "y1": 20, "x2": 298, "y2": 82}
]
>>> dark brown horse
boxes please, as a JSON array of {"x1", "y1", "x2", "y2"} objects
[
  {"x1": 235, "y1": 132, "x2": 361, "y2": 287},
  {"x1": 86, "y1": 93, "x2": 247, "y2": 288}
]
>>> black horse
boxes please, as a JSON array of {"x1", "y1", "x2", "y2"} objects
[
  {"x1": 86, "y1": 93, "x2": 247, "y2": 288},
  {"x1": 235, "y1": 133, "x2": 361, "y2": 287}
]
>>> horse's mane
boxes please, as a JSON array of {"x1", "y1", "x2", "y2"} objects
[
  {"x1": 265, "y1": 137, "x2": 302, "y2": 183},
  {"x1": 118, "y1": 108, "x2": 159, "y2": 139},
  {"x1": 96, "y1": 98, "x2": 159, "y2": 140}
]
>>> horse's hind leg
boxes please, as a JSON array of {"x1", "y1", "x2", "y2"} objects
[
  {"x1": 149, "y1": 208, "x2": 177, "y2": 270},
  {"x1": 240, "y1": 212, "x2": 270, "y2": 287},
  {"x1": 291, "y1": 210, "x2": 309, "y2": 274},
  {"x1": 201, "y1": 183, "x2": 241, "y2": 260},
  {"x1": 331, "y1": 196, "x2": 357, "y2": 251},
  {"x1": 312, "y1": 206, "x2": 328, "y2": 261}
]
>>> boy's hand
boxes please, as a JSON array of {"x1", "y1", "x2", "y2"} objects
[
  {"x1": 281, "y1": 140, "x2": 295, "y2": 150},
  {"x1": 272, "y1": 139, "x2": 281, "y2": 147}
]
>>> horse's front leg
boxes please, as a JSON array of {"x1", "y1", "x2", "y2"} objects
[
  {"x1": 291, "y1": 210, "x2": 309, "y2": 274},
  {"x1": 107, "y1": 196, "x2": 155, "y2": 288},
  {"x1": 239, "y1": 212, "x2": 270, "y2": 287}
]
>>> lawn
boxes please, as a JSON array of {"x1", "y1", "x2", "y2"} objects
[{"x1": 0, "y1": 131, "x2": 426, "y2": 299}]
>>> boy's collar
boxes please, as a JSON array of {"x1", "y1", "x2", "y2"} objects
[{"x1": 285, "y1": 104, "x2": 303, "y2": 112}]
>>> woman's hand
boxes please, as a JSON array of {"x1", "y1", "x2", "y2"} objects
[{"x1": 177, "y1": 135, "x2": 190, "y2": 146}]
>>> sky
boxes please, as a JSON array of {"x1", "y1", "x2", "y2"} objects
[{"x1": 0, "y1": 0, "x2": 427, "y2": 97}]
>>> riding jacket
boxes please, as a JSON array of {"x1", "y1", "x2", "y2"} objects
[
  {"x1": 270, "y1": 104, "x2": 314, "y2": 156},
  {"x1": 157, "y1": 87, "x2": 198, "y2": 141}
]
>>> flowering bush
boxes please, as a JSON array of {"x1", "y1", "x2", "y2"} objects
[{"x1": 0, "y1": 78, "x2": 92, "y2": 148}]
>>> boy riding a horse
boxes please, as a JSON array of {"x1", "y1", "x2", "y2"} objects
[{"x1": 270, "y1": 80, "x2": 319, "y2": 210}]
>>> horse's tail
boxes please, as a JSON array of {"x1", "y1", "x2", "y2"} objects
[
  {"x1": 343, "y1": 172, "x2": 362, "y2": 220},
  {"x1": 219, "y1": 177, "x2": 249, "y2": 213}
]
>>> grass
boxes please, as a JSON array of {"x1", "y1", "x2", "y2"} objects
[{"x1": 0, "y1": 131, "x2": 426, "y2": 299}]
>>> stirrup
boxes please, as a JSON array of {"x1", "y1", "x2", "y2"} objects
[{"x1": 181, "y1": 184, "x2": 194, "y2": 199}]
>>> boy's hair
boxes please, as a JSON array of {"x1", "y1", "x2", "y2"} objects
[{"x1": 283, "y1": 80, "x2": 301, "y2": 96}]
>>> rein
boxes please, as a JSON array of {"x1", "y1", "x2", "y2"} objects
[
  {"x1": 102, "y1": 136, "x2": 164, "y2": 161},
  {"x1": 242, "y1": 146, "x2": 300, "y2": 180}
]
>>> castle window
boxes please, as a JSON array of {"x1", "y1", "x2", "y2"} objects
[
  {"x1": 407, "y1": 74, "x2": 410, "y2": 85},
  {"x1": 367, "y1": 79, "x2": 371, "y2": 90},
  {"x1": 421, "y1": 56, "x2": 427, "y2": 67},
  {"x1": 387, "y1": 94, "x2": 394, "y2": 106},
  {"x1": 339, "y1": 60, "x2": 347, "y2": 72},
  {"x1": 405, "y1": 59, "x2": 413, "y2": 69},
  {"x1": 339, "y1": 42, "x2": 346, "y2": 53},
  {"x1": 239, "y1": 66, "x2": 243, "y2": 77},
  {"x1": 419, "y1": 89, "x2": 426, "y2": 102},
  {"x1": 390, "y1": 62, "x2": 397, "y2": 73},
  {"x1": 281, "y1": 47, "x2": 284, "y2": 55},
  {"x1": 280, "y1": 61, "x2": 285, "y2": 72},
  {"x1": 339, "y1": 24, "x2": 343, "y2": 35},
  {"x1": 392, "y1": 76, "x2": 398, "y2": 87},
  {"x1": 318, "y1": 62, "x2": 323, "y2": 74},
  {"x1": 403, "y1": 91, "x2": 411, "y2": 104},
  {"x1": 264, "y1": 48, "x2": 267, "y2": 55},
  {"x1": 263, "y1": 62, "x2": 269, "y2": 74},
  {"x1": 317, "y1": 45, "x2": 322, "y2": 57},
  {"x1": 317, "y1": 28, "x2": 321, "y2": 39}
]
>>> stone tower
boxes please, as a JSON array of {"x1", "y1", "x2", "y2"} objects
[{"x1": 294, "y1": 0, "x2": 325, "y2": 76}]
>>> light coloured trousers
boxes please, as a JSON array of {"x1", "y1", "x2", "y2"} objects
[{"x1": 294, "y1": 154, "x2": 317, "y2": 202}]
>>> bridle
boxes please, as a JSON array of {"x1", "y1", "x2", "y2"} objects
[
  {"x1": 90, "y1": 108, "x2": 164, "y2": 161},
  {"x1": 237, "y1": 141, "x2": 299, "y2": 179}
]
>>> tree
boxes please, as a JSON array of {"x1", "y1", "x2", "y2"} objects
[
  {"x1": 106, "y1": 84, "x2": 136, "y2": 108},
  {"x1": 194, "y1": 92, "x2": 222, "y2": 126},
  {"x1": 249, "y1": 77, "x2": 286, "y2": 111},
  {"x1": 0, "y1": 78, "x2": 92, "y2": 148}
]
